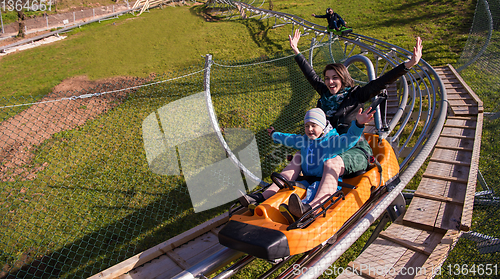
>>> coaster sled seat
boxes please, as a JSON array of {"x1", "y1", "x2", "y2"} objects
[{"x1": 218, "y1": 133, "x2": 399, "y2": 261}]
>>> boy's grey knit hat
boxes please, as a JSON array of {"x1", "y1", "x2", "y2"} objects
[{"x1": 304, "y1": 108, "x2": 327, "y2": 129}]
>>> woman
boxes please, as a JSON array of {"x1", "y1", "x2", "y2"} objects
[{"x1": 241, "y1": 30, "x2": 423, "y2": 219}]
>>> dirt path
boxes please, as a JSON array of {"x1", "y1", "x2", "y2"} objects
[{"x1": 0, "y1": 75, "x2": 150, "y2": 182}]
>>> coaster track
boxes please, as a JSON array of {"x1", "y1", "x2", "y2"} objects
[
  {"x1": 183, "y1": 1, "x2": 448, "y2": 277},
  {"x1": 91, "y1": 1, "x2": 450, "y2": 278}
]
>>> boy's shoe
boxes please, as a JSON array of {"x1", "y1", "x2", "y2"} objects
[
  {"x1": 288, "y1": 193, "x2": 312, "y2": 219},
  {"x1": 239, "y1": 192, "x2": 265, "y2": 208},
  {"x1": 279, "y1": 204, "x2": 296, "y2": 224}
]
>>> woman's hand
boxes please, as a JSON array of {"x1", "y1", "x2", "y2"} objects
[
  {"x1": 356, "y1": 107, "x2": 375, "y2": 125},
  {"x1": 404, "y1": 36, "x2": 423, "y2": 69},
  {"x1": 288, "y1": 29, "x2": 301, "y2": 55}
]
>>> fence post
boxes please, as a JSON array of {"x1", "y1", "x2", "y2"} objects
[
  {"x1": 46, "y1": 15, "x2": 49, "y2": 28},
  {"x1": 0, "y1": 10, "x2": 4, "y2": 34},
  {"x1": 74, "y1": 12, "x2": 75, "y2": 23}
]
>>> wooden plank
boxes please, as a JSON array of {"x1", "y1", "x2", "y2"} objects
[
  {"x1": 424, "y1": 161, "x2": 470, "y2": 183},
  {"x1": 436, "y1": 135, "x2": 474, "y2": 147},
  {"x1": 447, "y1": 64, "x2": 483, "y2": 111},
  {"x1": 403, "y1": 197, "x2": 446, "y2": 233},
  {"x1": 446, "y1": 116, "x2": 477, "y2": 121},
  {"x1": 443, "y1": 124, "x2": 476, "y2": 129},
  {"x1": 413, "y1": 191, "x2": 463, "y2": 205},
  {"x1": 415, "y1": 230, "x2": 461, "y2": 279},
  {"x1": 347, "y1": 224, "x2": 445, "y2": 278},
  {"x1": 428, "y1": 158, "x2": 470, "y2": 166},
  {"x1": 422, "y1": 173, "x2": 468, "y2": 184},
  {"x1": 379, "y1": 232, "x2": 431, "y2": 256},
  {"x1": 417, "y1": 178, "x2": 467, "y2": 203},
  {"x1": 447, "y1": 97, "x2": 473, "y2": 101},
  {"x1": 446, "y1": 89, "x2": 469, "y2": 95},
  {"x1": 166, "y1": 250, "x2": 190, "y2": 270},
  {"x1": 347, "y1": 226, "x2": 417, "y2": 277},
  {"x1": 441, "y1": 127, "x2": 476, "y2": 138},
  {"x1": 437, "y1": 134, "x2": 474, "y2": 140},
  {"x1": 173, "y1": 231, "x2": 223, "y2": 266},
  {"x1": 88, "y1": 212, "x2": 233, "y2": 279},
  {"x1": 157, "y1": 245, "x2": 226, "y2": 279},
  {"x1": 430, "y1": 146, "x2": 473, "y2": 164},
  {"x1": 116, "y1": 255, "x2": 183, "y2": 279},
  {"x1": 391, "y1": 249, "x2": 428, "y2": 279},
  {"x1": 434, "y1": 200, "x2": 463, "y2": 231},
  {"x1": 347, "y1": 262, "x2": 378, "y2": 279},
  {"x1": 416, "y1": 177, "x2": 451, "y2": 197},
  {"x1": 450, "y1": 107, "x2": 479, "y2": 116},
  {"x1": 404, "y1": 195, "x2": 461, "y2": 232},
  {"x1": 447, "y1": 100, "x2": 474, "y2": 106},
  {"x1": 461, "y1": 112, "x2": 483, "y2": 231},
  {"x1": 440, "y1": 78, "x2": 460, "y2": 85},
  {"x1": 434, "y1": 145, "x2": 473, "y2": 152}
]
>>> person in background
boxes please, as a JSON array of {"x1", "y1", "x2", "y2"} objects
[{"x1": 312, "y1": 8, "x2": 347, "y2": 31}]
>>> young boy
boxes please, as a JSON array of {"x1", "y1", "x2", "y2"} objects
[{"x1": 240, "y1": 107, "x2": 374, "y2": 220}]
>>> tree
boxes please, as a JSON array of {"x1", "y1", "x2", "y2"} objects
[{"x1": 13, "y1": 0, "x2": 29, "y2": 38}]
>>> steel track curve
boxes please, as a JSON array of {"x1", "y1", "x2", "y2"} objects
[{"x1": 183, "y1": 1, "x2": 449, "y2": 278}]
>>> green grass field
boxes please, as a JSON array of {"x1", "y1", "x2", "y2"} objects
[
  {"x1": 2, "y1": 0, "x2": 499, "y2": 278},
  {"x1": 1, "y1": 0, "x2": 473, "y2": 99}
]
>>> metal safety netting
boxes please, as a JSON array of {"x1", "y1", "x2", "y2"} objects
[
  {"x1": 0, "y1": 30, "x2": 437, "y2": 277},
  {"x1": 438, "y1": 0, "x2": 500, "y2": 277}
]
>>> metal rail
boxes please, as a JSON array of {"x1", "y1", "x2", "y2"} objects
[
  {"x1": 93, "y1": 2, "x2": 448, "y2": 278},
  {"x1": 197, "y1": 1, "x2": 448, "y2": 278}
]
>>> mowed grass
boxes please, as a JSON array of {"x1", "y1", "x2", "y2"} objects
[
  {"x1": 0, "y1": 3, "x2": 291, "y2": 99},
  {"x1": 2, "y1": 0, "x2": 499, "y2": 278},
  {"x1": 0, "y1": 0, "x2": 473, "y2": 99}
]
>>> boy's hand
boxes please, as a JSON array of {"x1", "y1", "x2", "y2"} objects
[{"x1": 356, "y1": 107, "x2": 375, "y2": 125}]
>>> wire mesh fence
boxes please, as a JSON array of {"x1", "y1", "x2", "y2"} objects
[
  {"x1": 0, "y1": 1, "x2": 498, "y2": 277},
  {"x1": 0, "y1": 26, "x2": 438, "y2": 276},
  {"x1": 0, "y1": 3, "x2": 131, "y2": 35},
  {"x1": 0, "y1": 38, "x2": 377, "y2": 277},
  {"x1": 0, "y1": 65, "x2": 208, "y2": 277},
  {"x1": 439, "y1": 0, "x2": 500, "y2": 277}
]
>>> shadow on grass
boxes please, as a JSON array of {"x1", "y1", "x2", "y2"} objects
[
  {"x1": 240, "y1": 18, "x2": 285, "y2": 54},
  {"x1": 2, "y1": 62, "x2": 319, "y2": 279},
  {"x1": 1, "y1": 27, "x2": 331, "y2": 279},
  {"x1": 1, "y1": 178, "x2": 231, "y2": 278}
]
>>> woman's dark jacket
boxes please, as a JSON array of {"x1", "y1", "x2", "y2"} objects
[{"x1": 295, "y1": 53, "x2": 409, "y2": 135}]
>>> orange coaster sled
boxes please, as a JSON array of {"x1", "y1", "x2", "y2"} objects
[{"x1": 218, "y1": 134, "x2": 400, "y2": 261}]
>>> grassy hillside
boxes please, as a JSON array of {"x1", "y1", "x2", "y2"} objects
[
  {"x1": 1, "y1": 0, "x2": 487, "y2": 278},
  {"x1": 0, "y1": 0, "x2": 474, "y2": 99}
]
